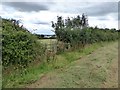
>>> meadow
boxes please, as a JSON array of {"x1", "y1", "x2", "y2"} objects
[
  {"x1": 3, "y1": 39, "x2": 118, "y2": 88},
  {"x1": 2, "y1": 15, "x2": 119, "y2": 88}
]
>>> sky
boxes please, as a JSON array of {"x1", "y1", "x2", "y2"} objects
[{"x1": 1, "y1": 0, "x2": 119, "y2": 35}]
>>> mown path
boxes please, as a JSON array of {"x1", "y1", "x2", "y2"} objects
[{"x1": 26, "y1": 42, "x2": 118, "y2": 88}]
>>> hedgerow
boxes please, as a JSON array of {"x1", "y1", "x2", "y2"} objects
[
  {"x1": 2, "y1": 18, "x2": 46, "y2": 69},
  {"x1": 51, "y1": 14, "x2": 118, "y2": 48}
]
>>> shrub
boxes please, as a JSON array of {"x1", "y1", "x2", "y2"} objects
[
  {"x1": 2, "y1": 18, "x2": 46, "y2": 69},
  {"x1": 51, "y1": 15, "x2": 119, "y2": 49}
]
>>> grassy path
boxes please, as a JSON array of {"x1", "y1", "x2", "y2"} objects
[{"x1": 26, "y1": 41, "x2": 118, "y2": 88}]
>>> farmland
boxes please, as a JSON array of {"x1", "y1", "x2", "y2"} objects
[
  {"x1": 3, "y1": 40, "x2": 118, "y2": 88},
  {"x1": 2, "y1": 15, "x2": 119, "y2": 88},
  {"x1": 39, "y1": 39, "x2": 57, "y2": 44},
  {"x1": 27, "y1": 41, "x2": 118, "y2": 88}
]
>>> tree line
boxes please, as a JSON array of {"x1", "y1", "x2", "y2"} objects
[{"x1": 51, "y1": 14, "x2": 119, "y2": 49}]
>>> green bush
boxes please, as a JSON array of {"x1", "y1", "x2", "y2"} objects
[
  {"x1": 2, "y1": 18, "x2": 46, "y2": 68},
  {"x1": 52, "y1": 15, "x2": 119, "y2": 48}
]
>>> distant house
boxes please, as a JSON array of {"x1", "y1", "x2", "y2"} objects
[
  {"x1": 36, "y1": 34, "x2": 56, "y2": 39},
  {"x1": 44, "y1": 35, "x2": 51, "y2": 38}
]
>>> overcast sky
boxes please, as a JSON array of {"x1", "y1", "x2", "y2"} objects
[{"x1": 1, "y1": 0, "x2": 119, "y2": 35}]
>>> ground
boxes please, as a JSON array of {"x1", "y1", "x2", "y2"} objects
[{"x1": 26, "y1": 41, "x2": 118, "y2": 88}]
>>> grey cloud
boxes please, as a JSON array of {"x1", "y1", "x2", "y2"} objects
[
  {"x1": 30, "y1": 19, "x2": 50, "y2": 25},
  {"x1": 84, "y1": 2, "x2": 118, "y2": 16},
  {"x1": 34, "y1": 21, "x2": 49, "y2": 25},
  {"x1": 14, "y1": 15, "x2": 23, "y2": 18},
  {"x1": 97, "y1": 17, "x2": 109, "y2": 20},
  {"x1": 118, "y1": 2, "x2": 120, "y2": 20},
  {"x1": 3, "y1": 2, "x2": 117, "y2": 16},
  {"x1": 51, "y1": 2, "x2": 117, "y2": 17},
  {"x1": 2, "y1": 2, "x2": 53, "y2": 12}
]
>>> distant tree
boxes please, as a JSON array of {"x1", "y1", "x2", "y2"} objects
[{"x1": 40, "y1": 34, "x2": 45, "y2": 39}]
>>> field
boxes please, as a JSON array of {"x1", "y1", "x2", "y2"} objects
[
  {"x1": 2, "y1": 18, "x2": 119, "y2": 88},
  {"x1": 3, "y1": 40, "x2": 118, "y2": 88},
  {"x1": 38, "y1": 39, "x2": 57, "y2": 50},
  {"x1": 38, "y1": 39, "x2": 57, "y2": 44},
  {"x1": 26, "y1": 41, "x2": 118, "y2": 88}
]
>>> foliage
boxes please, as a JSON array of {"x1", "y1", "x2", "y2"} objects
[
  {"x1": 51, "y1": 14, "x2": 118, "y2": 48},
  {"x1": 2, "y1": 18, "x2": 46, "y2": 68},
  {"x1": 3, "y1": 40, "x2": 112, "y2": 88}
]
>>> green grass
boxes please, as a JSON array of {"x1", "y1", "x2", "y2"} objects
[
  {"x1": 27, "y1": 41, "x2": 117, "y2": 88},
  {"x1": 3, "y1": 62, "x2": 54, "y2": 88},
  {"x1": 39, "y1": 40, "x2": 106, "y2": 69},
  {"x1": 55, "y1": 41, "x2": 117, "y2": 88},
  {"x1": 3, "y1": 41, "x2": 116, "y2": 88}
]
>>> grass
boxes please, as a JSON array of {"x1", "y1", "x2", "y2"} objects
[
  {"x1": 3, "y1": 62, "x2": 53, "y2": 88},
  {"x1": 26, "y1": 41, "x2": 117, "y2": 88},
  {"x1": 41, "y1": 41, "x2": 103, "y2": 69},
  {"x1": 2, "y1": 41, "x2": 117, "y2": 88}
]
